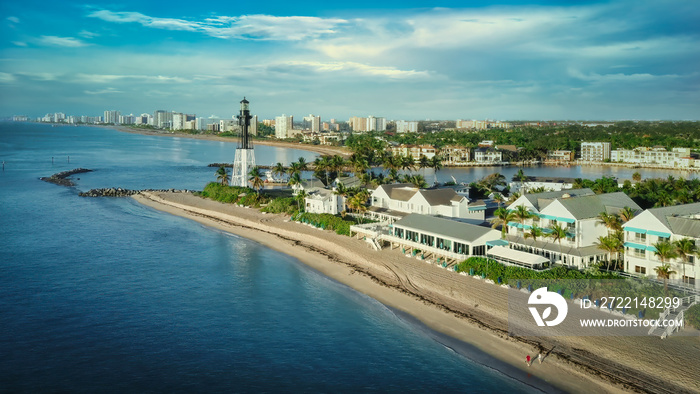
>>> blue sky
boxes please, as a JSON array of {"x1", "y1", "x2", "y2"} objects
[{"x1": 1, "y1": 0, "x2": 698, "y2": 121}]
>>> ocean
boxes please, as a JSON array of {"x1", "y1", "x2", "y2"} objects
[{"x1": 0, "y1": 123, "x2": 541, "y2": 393}]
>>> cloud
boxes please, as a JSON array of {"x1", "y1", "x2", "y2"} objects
[
  {"x1": 0, "y1": 72, "x2": 16, "y2": 83},
  {"x1": 568, "y1": 68, "x2": 681, "y2": 83},
  {"x1": 87, "y1": 9, "x2": 347, "y2": 40},
  {"x1": 38, "y1": 36, "x2": 89, "y2": 47},
  {"x1": 6, "y1": 16, "x2": 19, "y2": 24},
  {"x1": 12, "y1": 41, "x2": 27, "y2": 47},
  {"x1": 79, "y1": 30, "x2": 100, "y2": 39},
  {"x1": 74, "y1": 73, "x2": 190, "y2": 84},
  {"x1": 84, "y1": 87, "x2": 123, "y2": 95},
  {"x1": 280, "y1": 61, "x2": 432, "y2": 79}
]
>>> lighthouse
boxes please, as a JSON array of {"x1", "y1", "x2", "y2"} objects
[{"x1": 231, "y1": 97, "x2": 256, "y2": 187}]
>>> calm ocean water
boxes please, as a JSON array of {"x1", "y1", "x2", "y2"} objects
[{"x1": 0, "y1": 123, "x2": 549, "y2": 393}]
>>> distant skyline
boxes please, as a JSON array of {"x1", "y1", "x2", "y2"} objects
[{"x1": 1, "y1": 0, "x2": 698, "y2": 120}]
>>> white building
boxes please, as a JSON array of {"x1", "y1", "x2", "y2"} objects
[
  {"x1": 440, "y1": 146, "x2": 470, "y2": 165},
  {"x1": 196, "y1": 116, "x2": 220, "y2": 131},
  {"x1": 275, "y1": 115, "x2": 294, "y2": 139},
  {"x1": 390, "y1": 144, "x2": 437, "y2": 161},
  {"x1": 153, "y1": 110, "x2": 172, "y2": 129},
  {"x1": 103, "y1": 110, "x2": 120, "y2": 124},
  {"x1": 580, "y1": 142, "x2": 611, "y2": 162},
  {"x1": 473, "y1": 148, "x2": 502, "y2": 163},
  {"x1": 251, "y1": 115, "x2": 258, "y2": 136},
  {"x1": 611, "y1": 147, "x2": 694, "y2": 168},
  {"x1": 504, "y1": 189, "x2": 641, "y2": 269},
  {"x1": 508, "y1": 177, "x2": 576, "y2": 194},
  {"x1": 304, "y1": 188, "x2": 345, "y2": 215},
  {"x1": 395, "y1": 120, "x2": 418, "y2": 134},
  {"x1": 303, "y1": 114, "x2": 321, "y2": 133},
  {"x1": 369, "y1": 183, "x2": 484, "y2": 222},
  {"x1": 622, "y1": 202, "x2": 700, "y2": 290}
]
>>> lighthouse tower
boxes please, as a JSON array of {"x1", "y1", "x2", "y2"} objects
[{"x1": 231, "y1": 97, "x2": 256, "y2": 187}]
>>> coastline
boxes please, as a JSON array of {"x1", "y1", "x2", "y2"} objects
[
  {"x1": 132, "y1": 191, "x2": 700, "y2": 394},
  {"x1": 105, "y1": 125, "x2": 351, "y2": 157}
]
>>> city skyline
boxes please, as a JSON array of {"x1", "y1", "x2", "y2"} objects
[{"x1": 1, "y1": 0, "x2": 698, "y2": 120}]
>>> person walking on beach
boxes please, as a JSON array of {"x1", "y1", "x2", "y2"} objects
[
  {"x1": 538, "y1": 352, "x2": 544, "y2": 364},
  {"x1": 526, "y1": 355, "x2": 532, "y2": 367}
]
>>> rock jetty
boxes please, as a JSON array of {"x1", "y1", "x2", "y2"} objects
[
  {"x1": 79, "y1": 188, "x2": 194, "y2": 197},
  {"x1": 40, "y1": 168, "x2": 93, "y2": 186}
]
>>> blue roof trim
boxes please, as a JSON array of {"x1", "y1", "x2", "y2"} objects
[
  {"x1": 624, "y1": 227, "x2": 647, "y2": 234},
  {"x1": 647, "y1": 230, "x2": 671, "y2": 238},
  {"x1": 468, "y1": 206, "x2": 487, "y2": 211},
  {"x1": 486, "y1": 239, "x2": 509, "y2": 246},
  {"x1": 541, "y1": 214, "x2": 557, "y2": 220},
  {"x1": 624, "y1": 242, "x2": 647, "y2": 250},
  {"x1": 557, "y1": 217, "x2": 576, "y2": 224},
  {"x1": 646, "y1": 245, "x2": 658, "y2": 252}
]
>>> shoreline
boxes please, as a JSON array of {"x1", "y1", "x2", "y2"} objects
[
  {"x1": 132, "y1": 191, "x2": 700, "y2": 394},
  {"x1": 105, "y1": 125, "x2": 352, "y2": 157}
]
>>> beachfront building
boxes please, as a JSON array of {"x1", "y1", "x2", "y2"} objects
[
  {"x1": 611, "y1": 147, "x2": 696, "y2": 169},
  {"x1": 304, "y1": 188, "x2": 344, "y2": 215},
  {"x1": 473, "y1": 147, "x2": 503, "y2": 163},
  {"x1": 369, "y1": 183, "x2": 484, "y2": 222},
  {"x1": 622, "y1": 202, "x2": 700, "y2": 290},
  {"x1": 303, "y1": 114, "x2": 321, "y2": 133},
  {"x1": 546, "y1": 150, "x2": 575, "y2": 162},
  {"x1": 508, "y1": 176, "x2": 576, "y2": 195},
  {"x1": 440, "y1": 146, "x2": 470, "y2": 165},
  {"x1": 389, "y1": 144, "x2": 437, "y2": 161},
  {"x1": 384, "y1": 214, "x2": 500, "y2": 260},
  {"x1": 580, "y1": 142, "x2": 611, "y2": 162},
  {"x1": 503, "y1": 189, "x2": 641, "y2": 269},
  {"x1": 275, "y1": 115, "x2": 295, "y2": 139}
]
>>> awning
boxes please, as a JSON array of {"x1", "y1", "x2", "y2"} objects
[
  {"x1": 486, "y1": 239, "x2": 509, "y2": 247},
  {"x1": 468, "y1": 206, "x2": 487, "y2": 211},
  {"x1": 646, "y1": 245, "x2": 658, "y2": 252},
  {"x1": 556, "y1": 217, "x2": 576, "y2": 224},
  {"x1": 566, "y1": 232, "x2": 576, "y2": 238},
  {"x1": 624, "y1": 227, "x2": 647, "y2": 234},
  {"x1": 540, "y1": 214, "x2": 557, "y2": 221},
  {"x1": 647, "y1": 230, "x2": 671, "y2": 238},
  {"x1": 486, "y1": 246, "x2": 549, "y2": 267},
  {"x1": 508, "y1": 221, "x2": 521, "y2": 228},
  {"x1": 624, "y1": 242, "x2": 647, "y2": 250}
]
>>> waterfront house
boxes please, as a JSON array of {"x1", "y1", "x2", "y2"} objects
[
  {"x1": 503, "y1": 189, "x2": 641, "y2": 269},
  {"x1": 473, "y1": 147, "x2": 503, "y2": 163},
  {"x1": 622, "y1": 202, "x2": 700, "y2": 290},
  {"x1": 304, "y1": 188, "x2": 345, "y2": 215},
  {"x1": 610, "y1": 147, "x2": 696, "y2": 169},
  {"x1": 369, "y1": 183, "x2": 485, "y2": 222},
  {"x1": 440, "y1": 146, "x2": 470, "y2": 165},
  {"x1": 508, "y1": 176, "x2": 577, "y2": 194}
]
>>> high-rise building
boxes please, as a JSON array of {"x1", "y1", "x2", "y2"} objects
[
  {"x1": 153, "y1": 110, "x2": 172, "y2": 129},
  {"x1": 303, "y1": 114, "x2": 321, "y2": 133},
  {"x1": 251, "y1": 115, "x2": 258, "y2": 135},
  {"x1": 275, "y1": 115, "x2": 293, "y2": 139},
  {"x1": 104, "y1": 110, "x2": 121, "y2": 124},
  {"x1": 396, "y1": 120, "x2": 418, "y2": 133},
  {"x1": 580, "y1": 142, "x2": 611, "y2": 162}
]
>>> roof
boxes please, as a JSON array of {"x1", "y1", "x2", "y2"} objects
[
  {"x1": 646, "y1": 202, "x2": 700, "y2": 237},
  {"x1": 393, "y1": 214, "x2": 497, "y2": 243},
  {"x1": 487, "y1": 246, "x2": 549, "y2": 266},
  {"x1": 299, "y1": 179, "x2": 326, "y2": 189},
  {"x1": 376, "y1": 183, "x2": 417, "y2": 201},
  {"x1": 419, "y1": 188, "x2": 461, "y2": 206},
  {"x1": 556, "y1": 192, "x2": 640, "y2": 220},
  {"x1": 518, "y1": 176, "x2": 578, "y2": 184},
  {"x1": 334, "y1": 175, "x2": 362, "y2": 189},
  {"x1": 521, "y1": 188, "x2": 595, "y2": 211}
]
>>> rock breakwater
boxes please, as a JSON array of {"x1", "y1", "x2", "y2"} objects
[
  {"x1": 79, "y1": 188, "x2": 194, "y2": 197},
  {"x1": 40, "y1": 168, "x2": 93, "y2": 186}
]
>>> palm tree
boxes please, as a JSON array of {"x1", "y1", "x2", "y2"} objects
[
  {"x1": 547, "y1": 223, "x2": 568, "y2": 264},
  {"x1": 478, "y1": 173, "x2": 506, "y2": 194},
  {"x1": 514, "y1": 168, "x2": 528, "y2": 193},
  {"x1": 297, "y1": 157, "x2": 308, "y2": 171},
  {"x1": 288, "y1": 172, "x2": 302, "y2": 195},
  {"x1": 401, "y1": 154, "x2": 415, "y2": 173},
  {"x1": 408, "y1": 174, "x2": 428, "y2": 189},
  {"x1": 619, "y1": 206, "x2": 636, "y2": 223},
  {"x1": 524, "y1": 225, "x2": 545, "y2": 243},
  {"x1": 596, "y1": 235, "x2": 621, "y2": 271},
  {"x1": 507, "y1": 192, "x2": 521, "y2": 204},
  {"x1": 429, "y1": 155, "x2": 443, "y2": 185},
  {"x1": 572, "y1": 178, "x2": 585, "y2": 189},
  {"x1": 632, "y1": 172, "x2": 642, "y2": 182},
  {"x1": 492, "y1": 192, "x2": 505, "y2": 207},
  {"x1": 287, "y1": 162, "x2": 302, "y2": 178},
  {"x1": 418, "y1": 155, "x2": 430, "y2": 178},
  {"x1": 248, "y1": 166, "x2": 264, "y2": 193},
  {"x1": 295, "y1": 189, "x2": 307, "y2": 212},
  {"x1": 490, "y1": 207, "x2": 516, "y2": 239},
  {"x1": 272, "y1": 162, "x2": 286, "y2": 181},
  {"x1": 513, "y1": 205, "x2": 531, "y2": 231},
  {"x1": 654, "y1": 263, "x2": 677, "y2": 296},
  {"x1": 596, "y1": 211, "x2": 622, "y2": 233},
  {"x1": 216, "y1": 165, "x2": 230, "y2": 186},
  {"x1": 673, "y1": 238, "x2": 696, "y2": 288}
]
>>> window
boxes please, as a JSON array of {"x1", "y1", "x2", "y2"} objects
[{"x1": 635, "y1": 266, "x2": 647, "y2": 274}]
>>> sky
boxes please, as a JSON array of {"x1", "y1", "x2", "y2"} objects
[{"x1": 1, "y1": 0, "x2": 698, "y2": 121}]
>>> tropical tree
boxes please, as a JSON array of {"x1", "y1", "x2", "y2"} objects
[
  {"x1": 288, "y1": 172, "x2": 302, "y2": 193},
  {"x1": 673, "y1": 238, "x2": 697, "y2": 288},
  {"x1": 547, "y1": 223, "x2": 568, "y2": 264},
  {"x1": 408, "y1": 174, "x2": 428, "y2": 189},
  {"x1": 430, "y1": 155, "x2": 443, "y2": 185},
  {"x1": 297, "y1": 157, "x2": 308, "y2": 171},
  {"x1": 619, "y1": 206, "x2": 637, "y2": 223},
  {"x1": 401, "y1": 154, "x2": 415, "y2": 173},
  {"x1": 216, "y1": 165, "x2": 230, "y2": 186},
  {"x1": 596, "y1": 235, "x2": 621, "y2": 271},
  {"x1": 572, "y1": 178, "x2": 586, "y2": 189},
  {"x1": 513, "y1": 205, "x2": 532, "y2": 230},
  {"x1": 330, "y1": 155, "x2": 346, "y2": 178},
  {"x1": 514, "y1": 168, "x2": 528, "y2": 193},
  {"x1": 478, "y1": 173, "x2": 506, "y2": 194},
  {"x1": 632, "y1": 172, "x2": 642, "y2": 182},
  {"x1": 490, "y1": 207, "x2": 516, "y2": 239},
  {"x1": 248, "y1": 166, "x2": 265, "y2": 193},
  {"x1": 507, "y1": 192, "x2": 521, "y2": 204},
  {"x1": 654, "y1": 263, "x2": 677, "y2": 296},
  {"x1": 596, "y1": 212, "x2": 622, "y2": 233},
  {"x1": 287, "y1": 162, "x2": 302, "y2": 178},
  {"x1": 272, "y1": 162, "x2": 286, "y2": 181},
  {"x1": 492, "y1": 192, "x2": 505, "y2": 207},
  {"x1": 524, "y1": 225, "x2": 545, "y2": 243},
  {"x1": 295, "y1": 189, "x2": 307, "y2": 212}
]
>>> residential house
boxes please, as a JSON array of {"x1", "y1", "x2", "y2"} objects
[
  {"x1": 369, "y1": 183, "x2": 484, "y2": 222},
  {"x1": 440, "y1": 146, "x2": 470, "y2": 165},
  {"x1": 473, "y1": 147, "x2": 503, "y2": 163},
  {"x1": 622, "y1": 202, "x2": 700, "y2": 289}
]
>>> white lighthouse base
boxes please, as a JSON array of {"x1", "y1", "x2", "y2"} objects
[{"x1": 232, "y1": 148, "x2": 256, "y2": 187}]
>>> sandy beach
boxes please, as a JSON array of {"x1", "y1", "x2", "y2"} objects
[
  {"x1": 108, "y1": 125, "x2": 351, "y2": 157},
  {"x1": 133, "y1": 191, "x2": 700, "y2": 394}
]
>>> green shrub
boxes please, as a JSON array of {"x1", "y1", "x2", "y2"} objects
[
  {"x1": 294, "y1": 212, "x2": 360, "y2": 236},
  {"x1": 685, "y1": 304, "x2": 700, "y2": 329},
  {"x1": 261, "y1": 197, "x2": 298, "y2": 215}
]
